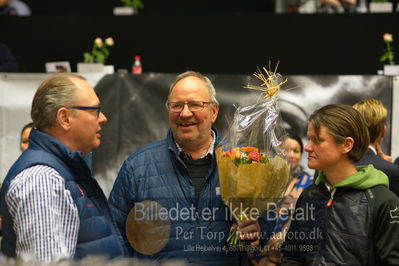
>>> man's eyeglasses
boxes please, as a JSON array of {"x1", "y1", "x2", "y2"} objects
[
  {"x1": 66, "y1": 106, "x2": 101, "y2": 117},
  {"x1": 166, "y1": 101, "x2": 212, "y2": 113}
]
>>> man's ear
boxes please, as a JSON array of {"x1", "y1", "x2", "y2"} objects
[
  {"x1": 380, "y1": 125, "x2": 387, "y2": 139},
  {"x1": 342, "y1": 137, "x2": 354, "y2": 154},
  {"x1": 211, "y1": 103, "x2": 219, "y2": 123},
  {"x1": 56, "y1": 108, "x2": 71, "y2": 130}
]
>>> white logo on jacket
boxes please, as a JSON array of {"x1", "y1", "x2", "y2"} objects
[{"x1": 389, "y1": 206, "x2": 399, "y2": 223}]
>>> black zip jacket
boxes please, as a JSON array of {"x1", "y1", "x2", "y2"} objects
[{"x1": 281, "y1": 182, "x2": 399, "y2": 265}]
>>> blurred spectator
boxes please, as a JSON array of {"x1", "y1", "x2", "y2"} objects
[
  {"x1": 0, "y1": 0, "x2": 31, "y2": 16},
  {"x1": 275, "y1": 0, "x2": 302, "y2": 13},
  {"x1": 20, "y1": 122, "x2": 33, "y2": 152},
  {"x1": 354, "y1": 99, "x2": 399, "y2": 197},
  {"x1": 55, "y1": 65, "x2": 68, "y2": 73},
  {"x1": 252, "y1": 134, "x2": 313, "y2": 265},
  {"x1": 0, "y1": 42, "x2": 19, "y2": 72},
  {"x1": 318, "y1": 0, "x2": 357, "y2": 13},
  {"x1": 275, "y1": 0, "x2": 357, "y2": 13}
]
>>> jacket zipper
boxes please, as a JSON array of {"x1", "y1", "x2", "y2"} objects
[
  {"x1": 315, "y1": 186, "x2": 337, "y2": 264},
  {"x1": 326, "y1": 188, "x2": 336, "y2": 207}
]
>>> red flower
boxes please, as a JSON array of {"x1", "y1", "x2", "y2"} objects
[{"x1": 248, "y1": 151, "x2": 261, "y2": 162}]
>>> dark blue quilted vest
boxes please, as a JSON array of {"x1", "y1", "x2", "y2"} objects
[{"x1": 0, "y1": 129, "x2": 125, "y2": 260}]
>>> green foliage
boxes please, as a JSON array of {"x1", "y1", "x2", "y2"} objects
[
  {"x1": 83, "y1": 38, "x2": 113, "y2": 63},
  {"x1": 232, "y1": 156, "x2": 269, "y2": 166},
  {"x1": 122, "y1": 0, "x2": 144, "y2": 10},
  {"x1": 83, "y1": 53, "x2": 94, "y2": 63},
  {"x1": 260, "y1": 156, "x2": 269, "y2": 163},
  {"x1": 233, "y1": 157, "x2": 250, "y2": 166},
  {"x1": 380, "y1": 51, "x2": 395, "y2": 62},
  {"x1": 380, "y1": 39, "x2": 395, "y2": 65}
]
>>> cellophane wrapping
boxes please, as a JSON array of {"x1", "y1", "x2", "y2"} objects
[{"x1": 216, "y1": 67, "x2": 291, "y2": 225}]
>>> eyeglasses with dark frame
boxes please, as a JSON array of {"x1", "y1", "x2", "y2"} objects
[
  {"x1": 166, "y1": 101, "x2": 212, "y2": 113},
  {"x1": 66, "y1": 106, "x2": 102, "y2": 117}
]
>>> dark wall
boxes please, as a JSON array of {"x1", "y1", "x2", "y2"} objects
[
  {"x1": 25, "y1": 0, "x2": 274, "y2": 14},
  {"x1": 0, "y1": 12, "x2": 398, "y2": 74}
]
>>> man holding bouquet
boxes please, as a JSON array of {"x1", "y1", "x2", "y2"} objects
[{"x1": 109, "y1": 71, "x2": 270, "y2": 265}]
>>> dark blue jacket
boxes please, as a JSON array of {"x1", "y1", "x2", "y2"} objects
[
  {"x1": 109, "y1": 128, "x2": 274, "y2": 266},
  {"x1": 357, "y1": 148, "x2": 399, "y2": 197},
  {"x1": 0, "y1": 129, "x2": 125, "y2": 260}
]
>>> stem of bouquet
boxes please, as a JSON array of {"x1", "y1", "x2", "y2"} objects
[{"x1": 226, "y1": 214, "x2": 249, "y2": 248}]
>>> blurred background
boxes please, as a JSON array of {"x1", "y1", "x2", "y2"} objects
[{"x1": 1, "y1": 0, "x2": 399, "y2": 74}]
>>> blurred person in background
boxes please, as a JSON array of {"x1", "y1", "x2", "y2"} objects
[
  {"x1": 318, "y1": 0, "x2": 357, "y2": 13},
  {"x1": 0, "y1": 0, "x2": 31, "y2": 16},
  {"x1": 353, "y1": 99, "x2": 399, "y2": 198},
  {"x1": 0, "y1": 42, "x2": 18, "y2": 72},
  {"x1": 20, "y1": 122, "x2": 33, "y2": 152},
  {"x1": 252, "y1": 134, "x2": 313, "y2": 265},
  {"x1": 275, "y1": 0, "x2": 357, "y2": 13}
]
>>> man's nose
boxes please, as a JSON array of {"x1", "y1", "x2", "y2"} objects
[
  {"x1": 99, "y1": 112, "x2": 108, "y2": 123},
  {"x1": 304, "y1": 143, "x2": 311, "y2": 152},
  {"x1": 180, "y1": 104, "x2": 193, "y2": 116}
]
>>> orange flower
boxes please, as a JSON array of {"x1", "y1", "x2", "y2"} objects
[
  {"x1": 223, "y1": 148, "x2": 242, "y2": 159},
  {"x1": 223, "y1": 149, "x2": 235, "y2": 159},
  {"x1": 240, "y1": 146, "x2": 259, "y2": 153}
]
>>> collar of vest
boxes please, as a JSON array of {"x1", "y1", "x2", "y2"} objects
[{"x1": 27, "y1": 129, "x2": 92, "y2": 176}]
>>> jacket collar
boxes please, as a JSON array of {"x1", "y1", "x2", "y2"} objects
[
  {"x1": 367, "y1": 146, "x2": 377, "y2": 155},
  {"x1": 28, "y1": 129, "x2": 92, "y2": 176},
  {"x1": 167, "y1": 126, "x2": 221, "y2": 156}
]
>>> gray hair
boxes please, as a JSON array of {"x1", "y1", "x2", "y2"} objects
[
  {"x1": 167, "y1": 71, "x2": 219, "y2": 104},
  {"x1": 31, "y1": 73, "x2": 86, "y2": 130}
]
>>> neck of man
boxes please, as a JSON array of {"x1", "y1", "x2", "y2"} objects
[
  {"x1": 370, "y1": 132, "x2": 384, "y2": 151},
  {"x1": 179, "y1": 135, "x2": 213, "y2": 160},
  {"x1": 369, "y1": 142, "x2": 379, "y2": 151},
  {"x1": 323, "y1": 158, "x2": 357, "y2": 186}
]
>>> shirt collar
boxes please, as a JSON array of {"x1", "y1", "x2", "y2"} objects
[
  {"x1": 176, "y1": 130, "x2": 215, "y2": 159},
  {"x1": 368, "y1": 145, "x2": 377, "y2": 155}
]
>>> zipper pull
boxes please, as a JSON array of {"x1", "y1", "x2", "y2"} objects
[{"x1": 326, "y1": 188, "x2": 336, "y2": 207}]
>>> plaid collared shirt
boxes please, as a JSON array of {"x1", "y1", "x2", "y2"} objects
[
  {"x1": 6, "y1": 165, "x2": 79, "y2": 262},
  {"x1": 176, "y1": 130, "x2": 216, "y2": 159}
]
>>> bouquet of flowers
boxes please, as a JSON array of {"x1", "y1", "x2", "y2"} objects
[
  {"x1": 216, "y1": 63, "x2": 291, "y2": 246},
  {"x1": 83, "y1": 37, "x2": 114, "y2": 64}
]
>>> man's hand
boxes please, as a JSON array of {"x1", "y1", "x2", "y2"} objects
[{"x1": 237, "y1": 217, "x2": 261, "y2": 247}]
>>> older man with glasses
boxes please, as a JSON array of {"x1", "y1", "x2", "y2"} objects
[
  {"x1": 0, "y1": 73, "x2": 125, "y2": 262},
  {"x1": 109, "y1": 71, "x2": 267, "y2": 265}
]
